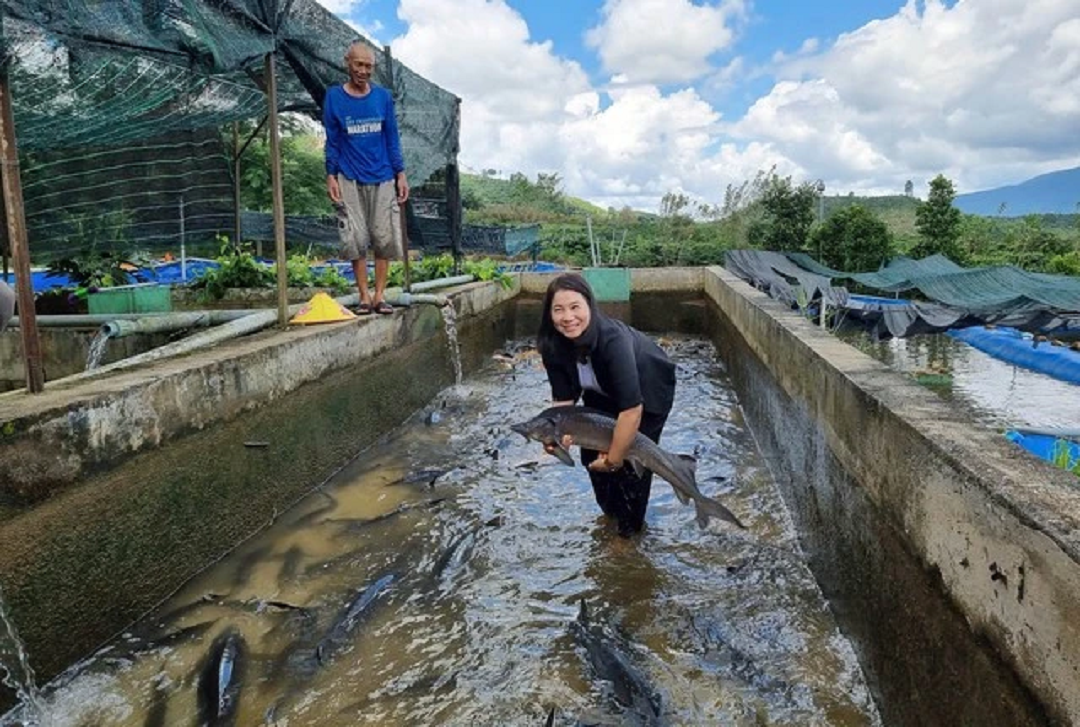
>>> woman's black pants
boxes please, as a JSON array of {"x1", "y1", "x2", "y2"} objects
[{"x1": 580, "y1": 410, "x2": 668, "y2": 537}]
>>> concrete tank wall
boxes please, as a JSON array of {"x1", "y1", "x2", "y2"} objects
[
  {"x1": 0, "y1": 328, "x2": 172, "y2": 392},
  {"x1": 0, "y1": 281, "x2": 518, "y2": 690},
  {"x1": 704, "y1": 266, "x2": 1080, "y2": 726}
]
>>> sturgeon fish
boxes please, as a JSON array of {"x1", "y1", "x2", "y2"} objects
[
  {"x1": 196, "y1": 629, "x2": 244, "y2": 726},
  {"x1": 511, "y1": 406, "x2": 745, "y2": 529}
]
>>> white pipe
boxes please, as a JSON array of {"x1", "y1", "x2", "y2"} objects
[
  {"x1": 39, "y1": 287, "x2": 456, "y2": 386},
  {"x1": 407, "y1": 274, "x2": 473, "y2": 293},
  {"x1": 7, "y1": 310, "x2": 285, "y2": 329},
  {"x1": 385, "y1": 292, "x2": 449, "y2": 307}
]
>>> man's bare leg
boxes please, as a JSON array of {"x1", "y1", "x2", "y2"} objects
[
  {"x1": 351, "y1": 257, "x2": 371, "y2": 307},
  {"x1": 373, "y1": 258, "x2": 390, "y2": 305}
]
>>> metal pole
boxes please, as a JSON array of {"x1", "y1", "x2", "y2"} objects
[
  {"x1": 0, "y1": 71, "x2": 44, "y2": 392},
  {"x1": 179, "y1": 194, "x2": 187, "y2": 282},
  {"x1": 233, "y1": 121, "x2": 242, "y2": 247},
  {"x1": 265, "y1": 52, "x2": 289, "y2": 328}
]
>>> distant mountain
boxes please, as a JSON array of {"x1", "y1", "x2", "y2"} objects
[{"x1": 954, "y1": 166, "x2": 1080, "y2": 216}]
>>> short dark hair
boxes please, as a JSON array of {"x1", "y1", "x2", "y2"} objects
[{"x1": 537, "y1": 273, "x2": 599, "y2": 359}]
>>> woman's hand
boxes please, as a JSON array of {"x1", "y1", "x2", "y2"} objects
[
  {"x1": 588, "y1": 453, "x2": 624, "y2": 473},
  {"x1": 544, "y1": 434, "x2": 573, "y2": 455}
]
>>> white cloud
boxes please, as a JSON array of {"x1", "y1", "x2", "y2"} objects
[
  {"x1": 585, "y1": 0, "x2": 747, "y2": 84},
  {"x1": 315, "y1": 0, "x2": 383, "y2": 44},
  {"x1": 757, "y1": 0, "x2": 1080, "y2": 194},
  {"x1": 387, "y1": 0, "x2": 785, "y2": 210},
  {"x1": 391, "y1": 0, "x2": 593, "y2": 176},
  {"x1": 377, "y1": 0, "x2": 1080, "y2": 209},
  {"x1": 317, "y1": 0, "x2": 359, "y2": 13}
]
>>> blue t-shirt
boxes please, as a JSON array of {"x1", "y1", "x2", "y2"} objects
[{"x1": 323, "y1": 84, "x2": 405, "y2": 184}]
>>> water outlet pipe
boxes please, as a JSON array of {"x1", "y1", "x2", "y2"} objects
[{"x1": 407, "y1": 274, "x2": 474, "y2": 293}]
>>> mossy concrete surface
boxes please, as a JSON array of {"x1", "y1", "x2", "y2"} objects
[{"x1": 0, "y1": 279, "x2": 517, "y2": 690}]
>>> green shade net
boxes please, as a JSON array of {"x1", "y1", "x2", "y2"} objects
[
  {"x1": 785, "y1": 252, "x2": 1080, "y2": 312},
  {"x1": 0, "y1": 0, "x2": 460, "y2": 260},
  {"x1": 728, "y1": 249, "x2": 1080, "y2": 340}
]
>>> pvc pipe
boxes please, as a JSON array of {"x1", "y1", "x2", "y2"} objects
[
  {"x1": 7, "y1": 310, "x2": 271, "y2": 329},
  {"x1": 34, "y1": 288, "x2": 454, "y2": 386},
  {"x1": 407, "y1": 274, "x2": 473, "y2": 293},
  {"x1": 101, "y1": 314, "x2": 214, "y2": 339},
  {"x1": 384, "y1": 292, "x2": 449, "y2": 308},
  {"x1": 58, "y1": 305, "x2": 304, "y2": 384}
]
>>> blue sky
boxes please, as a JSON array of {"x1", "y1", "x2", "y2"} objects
[{"x1": 322, "y1": 0, "x2": 1079, "y2": 211}]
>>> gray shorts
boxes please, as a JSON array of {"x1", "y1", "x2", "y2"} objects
[{"x1": 335, "y1": 177, "x2": 403, "y2": 261}]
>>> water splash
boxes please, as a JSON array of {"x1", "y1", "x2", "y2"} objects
[
  {"x1": 0, "y1": 585, "x2": 42, "y2": 725},
  {"x1": 440, "y1": 304, "x2": 462, "y2": 386},
  {"x1": 85, "y1": 330, "x2": 112, "y2": 371}
]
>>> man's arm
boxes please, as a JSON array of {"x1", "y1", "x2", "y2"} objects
[
  {"x1": 383, "y1": 94, "x2": 407, "y2": 202},
  {"x1": 323, "y1": 93, "x2": 342, "y2": 203}
]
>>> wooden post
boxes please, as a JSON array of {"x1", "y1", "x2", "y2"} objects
[
  {"x1": 265, "y1": 52, "x2": 288, "y2": 327},
  {"x1": 0, "y1": 72, "x2": 44, "y2": 392},
  {"x1": 233, "y1": 116, "x2": 268, "y2": 254},
  {"x1": 382, "y1": 44, "x2": 410, "y2": 291},
  {"x1": 446, "y1": 162, "x2": 462, "y2": 263}
]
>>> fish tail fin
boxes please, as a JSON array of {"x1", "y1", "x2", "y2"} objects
[
  {"x1": 669, "y1": 454, "x2": 696, "y2": 505},
  {"x1": 694, "y1": 496, "x2": 747, "y2": 530}
]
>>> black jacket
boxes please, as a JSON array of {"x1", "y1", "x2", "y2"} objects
[{"x1": 541, "y1": 314, "x2": 675, "y2": 416}]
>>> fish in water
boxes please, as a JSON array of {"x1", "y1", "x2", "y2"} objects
[
  {"x1": 510, "y1": 406, "x2": 745, "y2": 529},
  {"x1": 571, "y1": 600, "x2": 664, "y2": 724},
  {"x1": 196, "y1": 628, "x2": 245, "y2": 726},
  {"x1": 315, "y1": 572, "x2": 396, "y2": 665}
]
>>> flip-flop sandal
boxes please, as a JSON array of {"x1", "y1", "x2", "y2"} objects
[
  {"x1": 353, "y1": 302, "x2": 373, "y2": 315},
  {"x1": 374, "y1": 300, "x2": 394, "y2": 315}
]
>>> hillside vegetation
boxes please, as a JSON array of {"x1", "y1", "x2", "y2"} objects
[{"x1": 464, "y1": 170, "x2": 1080, "y2": 276}]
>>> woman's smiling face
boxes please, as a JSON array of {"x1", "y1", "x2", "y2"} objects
[{"x1": 550, "y1": 289, "x2": 591, "y2": 340}]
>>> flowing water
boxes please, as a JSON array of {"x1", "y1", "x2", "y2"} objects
[
  {"x1": 441, "y1": 305, "x2": 463, "y2": 386},
  {"x1": 0, "y1": 587, "x2": 42, "y2": 723},
  {"x1": 2, "y1": 337, "x2": 880, "y2": 726},
  {"x1": 85, "y1": 330, "x2": 111, "y2": 371},
  {"x1": 841, "y1": 331, "x2": 1080, "y2": 431}
]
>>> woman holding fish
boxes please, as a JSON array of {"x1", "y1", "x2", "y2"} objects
[{"x1": 535, "y1": 273, "x2": 677, "y2": 537}]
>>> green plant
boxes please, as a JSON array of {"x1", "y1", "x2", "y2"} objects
[
  {"x1": 384, "y1": 253, "x2": 513, "y2": 290},
  {"x1": 46, "y1": 208, "x2": 136, "y2": 289},
  {"x1": 1051, "y1": 439, "x2": 1080, "y2": 477},
  {"x1": 191, "y1": 236, "x2": 274, "y2": 299},
  {"x1": 461, "y1": 256, "x2": 513, "y2": 289},
  {"x1": 310, "y1": 263, "x2": 351, "y2": 293}
]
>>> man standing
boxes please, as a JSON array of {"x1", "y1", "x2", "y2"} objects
[{"x1": 323, "y1": 40, "x2": 409, "y2": 315}]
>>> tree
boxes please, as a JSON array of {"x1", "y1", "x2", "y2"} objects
[
  {"x1": 535, "y1": 172, "x2": 563, "y2": 200},
  {"x1": 912, "y1": 174, "x2": 962, "y2": 260},
  {"x1": 658, "y1": 191, "x2": 695, "y2": 265},
  {"x1": 758, "y1": 176, "x2": 817, "y2": 251},
  {"x1": 233, "y1": 117, "x2": 328, "y2": 216},
  {"x1": 809, "y1": 205, "x2": 895, "y2": 271},
  {"x1": 904, "y1": 180, "x2": 913, "y2": 198}
]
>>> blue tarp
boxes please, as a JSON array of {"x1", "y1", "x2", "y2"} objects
[
  {"x1": 949, "y1": 327, "x2": 1080, "y2": 384},
  {"x1": 1006, "y1": 429, "x2": 1080, "y2": 470}
]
